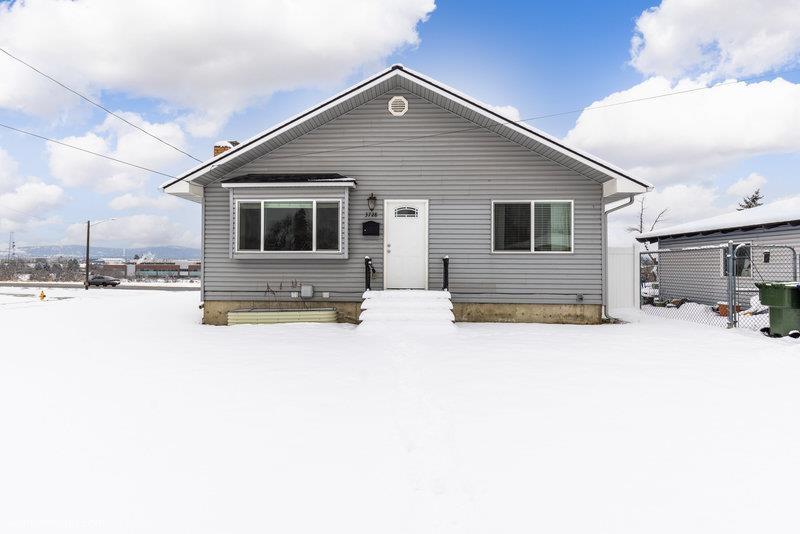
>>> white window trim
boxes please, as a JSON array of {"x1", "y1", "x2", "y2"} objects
[
  {"x1": 490, "y1": 199, "x2": 575, "y2": 254},
  {"x1": 720, "y1": 244, "x2": 753, "y2": 278},
  {"x1": 235, "y1": 198, "x2": 343, "y2": 254}
]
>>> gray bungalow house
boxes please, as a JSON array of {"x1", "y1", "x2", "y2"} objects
[{"x1": 163, "y1": 65, "x2": 651, "y2": 325}]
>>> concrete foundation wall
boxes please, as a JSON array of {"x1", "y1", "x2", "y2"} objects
[
  {"x1": 203, "y1": 300, "x2": 363, "y2": 325},
  {"x1": 453, "y1": 302, "x2": 602, "y2": 324},
  {"x1": 203, "y1": 300, "x2": 602, "y2": 325}
]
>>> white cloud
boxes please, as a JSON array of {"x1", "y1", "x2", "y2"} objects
[
  {"x1": 608, "y1": 183, "x2": 722, "y2": 246},
  {"x1": 631, "y1": 0, "x2": 800, "y2": 79},
  {"x1": 109, "y1": 193, "x2": 181, "y2": 211},
  {"x1": 0, "y1": 148, "x2": 64, "y2": 234},
  {"x1": 64, "y1": 214, "x2": 198, "y2": 247},
  {"x1": 726, "y1": 172, "x2": 767, "y2": 197},
  {"x1": 0, "y1": 0, "x2": 436, "y2": 135},
  {"x1": 487, "y1": 104, "x2": 521, "y2": 122},
  {"x1": 642, "y1": 184, "x2": 721, "y2": 223},
  {"x1": 47, "y1": 112, "x2": 188, "y2": 193},
  {"x1": 586, "y1": 0, "x2": 800, "y2": 245},
  {"x1": 0, "y1": 180, "x2": 65, "y2": 233},
  {"x1": 0, "y1": 147, "x2": 22, "y2": 193},
  {"x1": 564, "y1": 76, "x2": 800, "y2": 184}
]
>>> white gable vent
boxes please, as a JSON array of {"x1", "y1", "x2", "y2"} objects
[{"x1": 388, "y1": 96, "x2": 408, "y2": 117}]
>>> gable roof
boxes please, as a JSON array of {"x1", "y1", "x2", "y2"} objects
[
  {"x1": 636, "y1": 198, "x2": 800, "y2": 243},
  {"x1": 163, "y1": 65, "x2": 652, "y2": 201}
]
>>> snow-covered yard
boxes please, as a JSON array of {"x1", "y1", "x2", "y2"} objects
[{"x1": 1, "y1": 287, "x2": 799, "y2": 533}]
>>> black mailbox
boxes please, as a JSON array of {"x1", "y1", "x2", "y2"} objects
[{"x1": 362, "y1": 220, "x2": 380, "y2": 236}]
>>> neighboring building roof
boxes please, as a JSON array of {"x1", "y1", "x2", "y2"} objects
[
  {"x1": 637, "y1": 198, "x2": 800, "y2": 242},
  {"x1": 163, "y1": 65, "x2": 651, "y2": 202}
]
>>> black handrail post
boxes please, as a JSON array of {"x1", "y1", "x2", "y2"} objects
[
  {"x1": 364, "y1": 256, "x2": 373, "y2": 291},
  {"x1": 442, "y1": 255, "x2": 449, "y2": 291}
]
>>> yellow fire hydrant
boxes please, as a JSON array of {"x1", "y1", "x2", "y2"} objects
[{"x1": 39, "y1": 290, "x2": 46, "y2": 301}]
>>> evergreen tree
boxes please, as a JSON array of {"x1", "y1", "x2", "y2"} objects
[{"x1": 737, "y1": 189, "x2": 764, "y2": 210}]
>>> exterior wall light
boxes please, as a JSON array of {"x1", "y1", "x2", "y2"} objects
[{"x1": 367, "y1": 193, "x2": 377, "y2": 212}]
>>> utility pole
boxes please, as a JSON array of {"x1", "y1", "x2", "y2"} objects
[
  {"x1": 6, "y1": 231, "x2": 13, "y2": 260},
  {"x1": 84, "y1": 220, "x2": 90, "y2": 290},
  {"x1": 82, "y1": 218, "x2": 115, "y2": 289}
]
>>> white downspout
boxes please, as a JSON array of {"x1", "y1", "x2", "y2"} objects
[{"x1": 602, "y1": 195, "x2": 636, "y2": 319}]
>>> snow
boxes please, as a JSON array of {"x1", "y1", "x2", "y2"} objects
[
  {"x1": 0, "y1": 279, "x2": 200, "y2": 288},
  {"x1": 2, "y1": 288, "x2": 800, "y2": 533},
  {"x1": 641, "y1": 300, "x2": 771, "y2": 330},
  {"x1": 359, "y1": 290, "x2": 455, "y2": 325},
  {"x1": 639, "y1": 197, "x2": 800, "y2": 240}
]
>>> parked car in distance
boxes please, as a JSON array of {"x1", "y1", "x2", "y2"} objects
[
  {"x1": 641, "y1": 282, "x2": 659, "y2": 303},
  {"x1": 88, "y1": 275, "x2": 121, "y2": 287}
]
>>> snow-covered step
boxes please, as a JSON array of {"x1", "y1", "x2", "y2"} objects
[
  {"x1": 361, "y1": 290, "x2": 451, "y2": 301},
  {"x1": 359, "y1": 290, "x2": 455, "y2": 325}
]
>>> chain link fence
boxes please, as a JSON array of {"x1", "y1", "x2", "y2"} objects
[{"x1": 640, "y1": 243, "x2": 798, "y2": 331}]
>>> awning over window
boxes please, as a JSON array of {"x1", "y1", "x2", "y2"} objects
[{"x1": 221, "y1": 174, "x2": 356, "y2": 188}]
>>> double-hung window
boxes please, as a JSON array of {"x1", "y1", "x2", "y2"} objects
[
  {"x1": 237, "y1": 200, "x2": 341, "y2": 253},
  {"x1": 492, "y1": 200, "x2": 573, "y2": 253}
]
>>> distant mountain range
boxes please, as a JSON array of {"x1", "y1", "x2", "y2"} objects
[{"x1": 14, "y1": 245, "x2": 201, "y2": 260}]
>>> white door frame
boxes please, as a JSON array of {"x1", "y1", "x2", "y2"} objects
[{"x1": 383, "y1": 199, "x2": 429, "y2": 290}]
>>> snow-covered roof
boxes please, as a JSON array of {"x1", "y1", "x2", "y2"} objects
[
  {"x1": 163, "y1": 65, "x2": 651, "y2": 202},
  {"x1": 214, "y1": 140, "x2": 238, "y2": 149},
  {"x1": 637, "y1": 198, "x2": 800, "y2": 242}
]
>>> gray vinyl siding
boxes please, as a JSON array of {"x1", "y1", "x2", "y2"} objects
[
  {"x1": 656, "y1": 225, "x2": 800, "y2": 305},
  {"x1": 203, "y1": 88, "x2": 604, "y2": 304}
]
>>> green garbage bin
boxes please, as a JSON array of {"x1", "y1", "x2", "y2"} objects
[{"x1": 755, "y1": 282, "x2": 800, "y2": 337}]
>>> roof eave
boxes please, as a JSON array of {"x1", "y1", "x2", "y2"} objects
[{"x1": 636, "y1": 219, "x2": 800, "y2": 243}]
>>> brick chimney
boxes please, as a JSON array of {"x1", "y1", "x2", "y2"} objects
[{"x1": 213, "y1": 140, "x2": 240, "y2": 157}]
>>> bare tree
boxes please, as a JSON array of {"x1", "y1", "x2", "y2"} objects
[{"x1": 626, "y1": 197, "x2": 669, "y2": 252}]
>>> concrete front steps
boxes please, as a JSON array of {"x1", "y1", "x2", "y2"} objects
[{"x1": 359, "y1": 290, "x2": 454, "y2": 326}]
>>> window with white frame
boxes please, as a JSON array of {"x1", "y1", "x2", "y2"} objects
[
  {"x1": 236, "y1": 200, "x2": 341, "y2": 252},
  {"x1": 492, "y1": 200, "x2": 573, "y2": 253}
]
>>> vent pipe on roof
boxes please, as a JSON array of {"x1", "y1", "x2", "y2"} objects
[{"x1": 213, "y1": 140, "x2": 240, "y2": 157}]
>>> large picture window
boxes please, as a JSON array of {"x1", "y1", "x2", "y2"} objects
[
  {"x1": 492, "y1": 200, "x2": 573, "y2": 253},
  {"x1": 237, "y1": 199, "x2": 341, "y2": 253}
]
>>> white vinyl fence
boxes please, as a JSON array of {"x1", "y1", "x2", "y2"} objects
[{"x1": 607, "y1": 245, "x2": 639, "y2": 314}]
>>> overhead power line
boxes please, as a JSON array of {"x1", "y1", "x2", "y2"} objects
[
  {"x1": 3, "y1": 65, "x2": 799, "y2": 184},
  {"x1": 0, "y1": 121, "x2": 176, "y2": 178},
  {"x1": 0, "y1": 47, "x2": 202, "y2": 163},
  {"x1": 208, "y1": 66, "x2": 800, "y2": 171}
]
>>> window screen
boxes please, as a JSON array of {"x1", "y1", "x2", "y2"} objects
[
  {"x1": 238, "y1": 202, "x2": 261, "y2": 251},
  {"x1": 263, "y1": 202, "x2": 313, "y2": 251},
  {"x1": 315, "y1": 202, "x2": 340, "y2": 251},
  {"x1": 534, "y1": 202, "x2": 572, "y2": 252},
  {"x1": 493, "y1": 203, "x2": 531, "y2": 251}
]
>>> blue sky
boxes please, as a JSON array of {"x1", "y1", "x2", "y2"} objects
[{"x1": 1, "y1": 0, "x2": 799, "y2": 249}]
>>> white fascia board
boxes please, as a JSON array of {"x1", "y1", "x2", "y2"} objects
[
  {"x1": 161, "y1": 67, "x2": 399, "y2": 189},
  {"x1": 602, "y1": 177, "x2": 650, "y2": 198},
  {"x1": 221, "y1": 181, "x2": 356, "y2": 189},
  {"x1": 164, "y1": 180, "x2": 203, "y2": 202}
]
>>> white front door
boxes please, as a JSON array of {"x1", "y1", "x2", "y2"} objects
[{"x1": 384, "y1": 199, "x2": 428, "y2": 289}]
